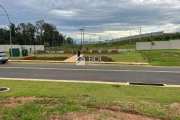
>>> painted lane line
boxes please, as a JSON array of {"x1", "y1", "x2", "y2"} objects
[{"x1": 1, "y1": 66, "x2": 180, "y2": 74}]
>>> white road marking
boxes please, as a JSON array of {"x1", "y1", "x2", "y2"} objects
[{"x1": 1, "y1": 66, "x2": 180, "y2": 73}]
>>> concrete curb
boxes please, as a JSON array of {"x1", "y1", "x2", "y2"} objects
[
  {"x1": 0, "y1": 78, "x2": 179, "y2": 87},
  {"x1": 0, "y1": 78, "x2": 129, "y2": 86},
  {"x1": 8, "y1": 60, "x2": 149, "y2": 65}
]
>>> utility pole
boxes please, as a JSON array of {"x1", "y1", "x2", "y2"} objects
[
  {"x1": 83, "y1": 26, "x2": 84, "y2": 50},
  {"x1": 0, "y1": 5, "x2": 13, "y2": 61},
  {"x1": 79, "y1": 29, "x2": 83, "y2": 50}
]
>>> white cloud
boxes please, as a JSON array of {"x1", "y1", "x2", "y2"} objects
[
  {"x1": 1, "y1": 0, "x2": 180, "y2": 43},
  {"x1": 49, "y1": 10, "x2": 76, "y2": 17}
]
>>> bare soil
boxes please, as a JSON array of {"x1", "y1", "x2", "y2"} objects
[{"x1": 0, "y1": 97, "x2": 169, "y2": 120}]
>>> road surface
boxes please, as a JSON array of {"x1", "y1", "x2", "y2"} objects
[{"x1": 0, "y1": 63, "x2": 180, "y2": 85}]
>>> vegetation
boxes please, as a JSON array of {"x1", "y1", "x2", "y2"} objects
[
  {"x1": 140, "y1": 50, "x2": 180, "y2": 66},
  {"x1": 0, "y1": 80, "x2": 180, "y2": 119},
  {"x1": 1, "y1": 21, "x2": 180, "y2": 51},
  {"x1": 0, "y1": 20, "x2": 75, "y2": 47},
  {"x1": 84, "y1": 51, "x2": 146, "y2": 62},
  {"x1": 46, "y1": 33, "x2": 180, "y2": 51}
]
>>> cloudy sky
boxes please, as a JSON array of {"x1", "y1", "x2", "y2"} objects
[{"x1": 0, "y1": 0, "x2": 180, "y2": 43}]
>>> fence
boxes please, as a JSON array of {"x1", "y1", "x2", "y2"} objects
[{"x1": 84, "y1": 31, "x2": 164, "y2": 45}]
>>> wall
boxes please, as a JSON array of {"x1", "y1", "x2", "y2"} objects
[
  {"x1": 0, "y1": 45, "x2": 44, "y2": 52},
  {"x1": 136, "y1": 40, "x2": 180, "y2": 50}
]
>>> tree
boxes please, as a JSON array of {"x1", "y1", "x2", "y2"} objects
[
  {"x1": 66, "y1": 37, "x2": 74, "y2": 45},
  {"x1": 35, "y1": 20, "x2": 45, "y2": 45},
  {"x1": 42, "y1": 23, "x2": 57, "y2": 47},
  {"x1": 27, "y1": 23, "x2": 36, "y2": 45},
  {"x1": 0, "y1": 20, "x2": 73, "y2": 47}
]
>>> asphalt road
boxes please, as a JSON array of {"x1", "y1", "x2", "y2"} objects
[{"x1": 0, "y1": 63, "x2": 180, "y2": 85}]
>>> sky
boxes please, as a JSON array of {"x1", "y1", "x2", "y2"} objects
[{"x1": 0, "y1": 0, "x2": 180, "y2": 43}]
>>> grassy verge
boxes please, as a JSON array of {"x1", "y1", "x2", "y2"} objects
[
  {"x1": 140, "y1": 50, "x2": 180, "y2": 66},
  {"x1": 7, "y1": 51, "x2": 146, "y2": 63},
  {"x1": 84, "y1": 51, "x2": 146, "y2": 62},
  {"x1": 0, "y1": 80, "x2": 180, "y2": 119}
]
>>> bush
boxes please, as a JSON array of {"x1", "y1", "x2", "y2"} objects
[{"x1": 23, "y1": 56, "x2": 68, "y2": 61}]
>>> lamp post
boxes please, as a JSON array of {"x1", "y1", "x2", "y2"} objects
[
  {"x1": 83, "y1": 26, "x2": 84, "y2": 50},
  {"x1": 0, "y1": 5, "x2": 13, "y2": 61},
  {"x1": 79, "y1": 29, "x2": 83, "y2": 50}
]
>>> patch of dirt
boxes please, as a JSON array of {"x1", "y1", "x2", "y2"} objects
[
  {"x1": 2, "y1": 97, "x2": 41, "y2": 108},
  {"x1": 2, "y1": 97, "x2": 177, "y2": 120},
  {"x1": 48, "y1": 113, "x2": 100, "y2": 120},
  {"x1": 170, "y1": 102, "x2": 180, "y2": 108},
  {"x1": 89, "y1": 106, "x2": 161, "y2": 120},
  {"x1": 172, "y1": 110, "x2": 180, "y2": 115},
  {"x1": 48, "y1": 111, "x2": 160, "y2": 120},
  {"x1": 170, "y1": 102, "x2": 180, "y2": 115}
]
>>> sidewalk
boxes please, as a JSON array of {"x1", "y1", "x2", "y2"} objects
[{"x1": 64, "y1": 54, "x2": 84, "y2": 62}]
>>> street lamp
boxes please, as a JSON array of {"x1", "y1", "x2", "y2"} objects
[
  {"x1": 0, "y1": 5, "x2": 13, "y2": 61},
  {"x1": 83, "y1": 26, "x2": 84, "y2": 50},
  {"x1": 79, "y1": 29, "x2": 83, "y2": 50},
  {"x1": 79, "y1": 27, "x2": 85, "y2": 50}
]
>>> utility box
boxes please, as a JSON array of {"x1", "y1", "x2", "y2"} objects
[
  {"x1": 22, "y1": 49, "x2": 28, "y2": 56},
  {"x1": 9, "y1": 48, "x2": 20, "y2": 57}
]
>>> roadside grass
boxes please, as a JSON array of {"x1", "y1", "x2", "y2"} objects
[
  {"x1": 140, "y1": 50, "x2": 180, "y2": 66},
  {"x1": 35, "y1": 51, "x2": 146, "y2": 62},
  {"x1": 6, "y1": 51, "x2": 146, "y2": 63},
  {"x1": 84, "y1": 51, "x2": 146, "y2": 62},
  {"x1": 0, "y1": 80, "x2": 180, "y2": 119}
]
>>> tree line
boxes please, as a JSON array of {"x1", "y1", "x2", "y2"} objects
[{"x1": 0, "y1": 20, "x2": 75, "y2": 47}]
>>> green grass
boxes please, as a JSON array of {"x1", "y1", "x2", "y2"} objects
[
  {"x1": 35, "y1": 51, "x2": 146, "y2": 62},
  {"x1": 6, "y1": 51, "x2": 146, "y2": 62},
  {"x1": 140, "y1": 50, "x2": 180, "y2": 66},
  {"x1": 0, "y1": 80, "x2": 180, "y2": 119},
  {"x1": 84, "y1": 51, "x2": 146, "y2": 62}
]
